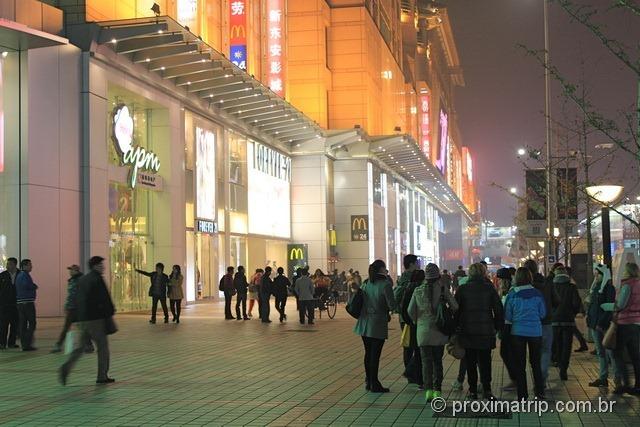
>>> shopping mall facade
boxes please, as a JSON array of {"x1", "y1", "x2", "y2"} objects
[{"x1": 0, "y1": 0, "x2": 480, "y2": 316}]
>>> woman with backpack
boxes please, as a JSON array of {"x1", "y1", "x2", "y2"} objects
[
  {"x1": 408, "y1": 263, "x2": 458, "y2": 402},
  {"x1": 353, "y1": 260, "x2": 396, "y2": 393}
]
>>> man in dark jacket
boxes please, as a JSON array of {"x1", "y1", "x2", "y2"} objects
[
  {"x1": 220, "y1": 267, "x2": 235, "y2": 320},
  {"x1": 15, "y1": 259, "x2": 38, "y2": 351},
  {"x1": 260, "y1": 266, "x2": 274, "y2": 323},
  {"x1": 136, "y1": 263, "x2": 170, "y2": 324},
  {"x1": 524, "y1": 259, "x2": 559, "y2": 383},
  {"x1": 0, "y1": 257, "x2": 19, "y2": 349},
  {"x1": 551, "y1": 267, "x2": 581, "y2": 380},
  {"x1": 455, "y1": 263, "x2": 504, "y2": 399},
  {"x1": 234, "y1": 266, "x2": 249, "y2": 320},
  {"x1": 273, "y1": 267, "x2": 290, "y2": 323},
  {"x1": 60, "y1": 256, "x2": 116, "y2": 385}
]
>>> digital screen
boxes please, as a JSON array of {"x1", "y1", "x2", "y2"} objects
[
  {"x1": 195, "y1": 127, "x2": 216, "y2": 221},
  {"x1": 248, "y1": 142, "x2": 291, "y2": 238}
]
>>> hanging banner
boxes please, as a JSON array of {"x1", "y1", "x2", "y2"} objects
[
  {"x1": 419, "y1": 94, "x2": 430, "y2": 157},
  {"x1": 266, "y1": 0, "x2": 285, "y2": 96},
  {"x1": 229, "y1": 0, "x2": 248, "y2": 70},
  {"x1": 526, "y1": 169, "x2": 547, "y2": 220},
  {"x1": 557, "y1": 168, "x2": 578, "y2": 220}
]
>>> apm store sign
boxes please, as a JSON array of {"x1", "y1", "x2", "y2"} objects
[{"x1": 112, "y1": 104, "x2": 161, "y2": 189}]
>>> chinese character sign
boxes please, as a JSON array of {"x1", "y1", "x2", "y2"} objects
[
  {"x1": 419, "y1": 94, "x2": 430, "y2": 158},
  {"x1": 229, "y1": 1, "x2": 247, "y2": 70},
  {"x1": 266, "y1": 0, "x2": 285, "y2": 96}
]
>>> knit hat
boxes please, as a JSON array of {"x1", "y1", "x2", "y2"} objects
[
  {"x1": 425, "y1": 263, "x2": 441, "y2": 280},
  {"x1": 496, "y1": 268, "x2": 511, "y2": 280}
]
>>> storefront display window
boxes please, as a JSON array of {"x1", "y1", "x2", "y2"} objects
[
  {"x1": 0, "y1": 51, "x2": 19, "y2": 267},
  {"x1": 228, "y1": 131, "x2": 248, "y2": 234},
  {"x1": 372, "y1": 166, "x2": 383, "y2": 206}
]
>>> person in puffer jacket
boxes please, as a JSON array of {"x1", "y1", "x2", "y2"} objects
[
  {"x1": 551, "y1": 267, "x2": 581, "y2": 381},
  {"x1": 504, "y1": 267, "x2": 546, "y2": 401}
]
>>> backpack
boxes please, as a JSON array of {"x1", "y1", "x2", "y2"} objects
[
  {"x1": 434, "y1": 284, "x2": 456, "y2": 336},
  {"x1": 219, "y1": 276, "x2": 224, "y2": 292}
]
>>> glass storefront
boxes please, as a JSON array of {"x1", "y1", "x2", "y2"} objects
[
  {"x1": 107, "y1": 85, "x2": 170, "y2": 311},
  {"x1": 0, "y1": 51, "x2": 20, "y2": 267}
]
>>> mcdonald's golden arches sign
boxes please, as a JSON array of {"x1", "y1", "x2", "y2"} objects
[{"x1": 351, "y1": 215, "x2": 369, "y2": 241}]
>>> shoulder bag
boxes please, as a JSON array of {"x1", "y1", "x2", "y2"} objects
[
  {"x1": 435, "y1": 284, "x2": 456, "y2": 336},
  {"x1": 346, "y1": 288, "x2": 364, "y2": 319}
]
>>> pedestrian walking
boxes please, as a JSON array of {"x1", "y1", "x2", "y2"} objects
[
  {"x1": 59, "y1": 256, "x2": 116, "y2": 385},
  {"x1": 408, "y1": 263, "x2": 458, "y2": 402},
  {"x1": 587, "y1": 264, "x2": 617, "y2": 388},
  {"x1": 273, "y1": 267, "x2": 290, "y2": 322},
  {"x1": 524, "y1": 259, "x2": 559, "y2": 383},
  {"x1": 248, "y1": 268, "x2": 263, "y2": 318},
  {"x1": 496, "y1": 268, "x2": 517, "y2": 391},
  {"x1": 353, "y1": 259, "x2": 396, "y2": 393},
  {"x1": 401, "y1": 268, "x2": 425, "y2": 388},
  {"x1": 234, "y1": 266, "x2": 249, "y2": 320},
  {"x1": 612, "y1": 262, "x2": 640, "y2": 395},
  {"x1": 220, "y1": 267, "x2": 235, "y2": 320},
  {"x1": 15, "y1": 259, "x2": 38, "y2": 351},
  {"x1": 135, "y1": 263, "x2": 170, "y2": 324},
  {"x1": 294, "y1": 268, "x2": 315, "y2": 325},
  {"x1": 504, "y1": 267, "x2": 547, "y2": 401},
  {"x1": 551, "y1": 267, "x2": 581, "y2": 381},
  {"x1": 451, "y1": 274, "x2": 469, "y2": 391},
  {"x1": 168, "y1": 265, "x2": 184, "y2": 323},
  {"x1": 395, "y1": 254, "x2": 418, "y2": 380},
  {"x1": 51, "y1": 265, "x2": 94, "y2": 353},
  {"x1": 0, "y1": 257, "x2": 19, "y2": 350},
  {"x1": 455, "y1": 263, "x2": 504, "y2": 400},
  {"x1": 260, "y1": 266, "x2": 273, "y2": 323}
]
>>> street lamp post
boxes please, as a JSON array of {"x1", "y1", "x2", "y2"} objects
[
  {"x1": 543, "y1": 0, "x2": 554, "y2": 272},
  {"x1": 586, "y1": 185, "x2": 624, "y2": 267}
]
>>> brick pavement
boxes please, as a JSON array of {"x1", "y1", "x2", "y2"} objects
[{"x1": 0, "y1": 299, "x2": 638, "y2": 426}]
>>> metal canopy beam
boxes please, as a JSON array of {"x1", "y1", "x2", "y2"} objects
[
  {"x1": 201, "y1": 85, "x2": 256, "y2": 100},
  {"x1": 235, "y1": 108, "x2": 286, "y2": 121},
  {"x1": 224, "y1": 100, "x2": 277, "y2": 115},
  {"x1": 188, "y1": 77, "x2": 247, "y2": 93},
  {"x1": 218, "y1": 94, "x2": 270, "y2": 109},
  {"x1": 174, "y1": 69, "x2": 234, "y2": 86},
  {"x1": 98, "y1": 22, "x2": 168, "y2": 44},
  {"x1": 161, "y1": 61, "x2": 224, "y2": 78},
  {"x1": 147, "y1": 52, "x2": 210, "y2": 71},
  {"x1": 274, "y1": 128, "x2": 316, "y2": 139},
  {"x1": 115, "y1": 33, "x2": 184, "y2": 54},
  {"x1": 260, "y1": 119, "x2": 303, "y2": 132},
  {"x1": 132, "y1": 43, "x2": 199, "y2": 63}
]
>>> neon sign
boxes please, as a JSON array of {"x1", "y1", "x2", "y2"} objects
[
  {"x1": 419, "y1": 94, "x2": 430, "y2": 157},
  {"x1": 112, "y1": 105, "x2": 160, "y2": 189},
  {"x1": 229, "y1": 1, "x2": 247, "y2": 70},
  {"x1": 266, "y1": 0, "x2": 285, "y2": 96}
]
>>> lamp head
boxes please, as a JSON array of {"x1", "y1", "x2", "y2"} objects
[{"x1": 586, "y1": 185, "x2": 624, "y2": 205}]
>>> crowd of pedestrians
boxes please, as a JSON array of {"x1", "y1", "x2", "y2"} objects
[{"x1": 350, "y1": 254, "x2": 640, "y2": 403}]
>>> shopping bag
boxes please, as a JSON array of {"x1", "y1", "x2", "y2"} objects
[
  {"x1": 64, "y1": 330, "x2": 78, "y2": 355},
  {"x1": 602, "y1": 322, "x2": 617, "y2": 350},
  {"x1": 400, "y1": 323, "x2": 411, "y2": 348},
  {"x1": 446, "y1": 335, "x2": 465, "y2": 360}
]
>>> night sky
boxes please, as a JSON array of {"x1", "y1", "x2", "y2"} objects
[{"x1": 445, "y1": 0, "x2": 640, "y2": 225}]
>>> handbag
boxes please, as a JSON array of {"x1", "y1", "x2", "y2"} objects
[
  {"x1": 400, "y1": 323, "x2": 411, "y2": 347},
  {"x1": 105, "y1": 317, "x2": 118, "y2": 335},
  {"x1": 64, "y1": 330, "x2": 78, "y2": 355},
  {"x1": 346, "y1": 288, "x2": 364, "y2": 319},
  {"x1": 602, "y1": 319, "x2": 618, "y2": 350},
  {"x1": 435, "y1": 284, "x2": 456, "y2": 336},
  {"x1": 446, "y1": 335, "x2": 465, "y2": 360}
]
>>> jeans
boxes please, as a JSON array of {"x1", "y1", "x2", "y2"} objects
[
  {"x1": 151, "y1": 297, "x2": 168, "y2": 322},
  {"x1": 275, "y1": 296, "x2": 287, "y2": 320},
  {"x1": 512, "y1": 335, "x2": 544, "y2": 400},
  {"x1": 420, "y1": 345, "x2": 445, "y2": 391},
  {"x1": 0, "y1": 305, "x2": 18, "y2": 347},
  {"x1": 169, "y1": 299, "x2": 182, "y2": 321},
  {"x1": 591, "y1": 327, "x2": 617, "y2": 381},
  {"x1": 465, "y1": 348, "x2": 492, "y2": 394},
  {"x1": 614, "y1": 324, "x2": 640, "y2": 387},
  {"x1": 17, "y1": 302, "x2": 36, "y2": 349},
  {"x1": 362, "y1": 336, "x2": 385, "y2": 389},
  {"x1": 499, "y1": 332, "x2": 517, "y2": 382},
  {"x1": 62, "y1": 319, "x2": 110, "y2": 381},
  {"x1": 553, "y1": 326, "x2": 574, "y2": 373},
  {"x1": 540, "y1": 324, "x2": 553, "y2": 381},
  {"x1": 260, "y1": 295, "x2": 271, "y2": 322},
  {"x1": 235, "y1": 294, "x2": 247, "y2": 319},
  {"x1": 298, "y1": 300, "x2": 314, "y2": 324},
  {"x1": 224, "y1": 290, "x2": 234, "y2": 319}
]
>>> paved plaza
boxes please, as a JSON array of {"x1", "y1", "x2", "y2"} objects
[{"x1": 0, "y1": 300, "x2": 639, "y2": 426}]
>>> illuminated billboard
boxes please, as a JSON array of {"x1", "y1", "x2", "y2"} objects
[
  {"x1": 266, "y1": 0, "x2": 285, "y2": 96},
  {"x1": 419, "y1": 94, "x2": 430, "y2": 157},
  {"x1": 196, "y1": 126, "x2": 216, "y2": 221},
  {"x1": 229, "y1": 0, "x2": 247, "y2": 70},
  {"x1": 436, "y1": 107, "x2": 448, "y2": 176},
  {"x1": 248, "y1": 142, "x2": 291, "y2": 238}
]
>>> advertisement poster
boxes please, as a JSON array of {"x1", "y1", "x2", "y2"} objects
[
  {"x1": 229, "y1": 0, "x2": 248, "y2": 70},
  {"x1": 266, "y1": 0, "x2": 285, "y2": 96},
  {"x1": 526, "y1": 169, "x2": 547, "y2": 220},
  {"x1": 436, "y1": 107, "x2": 448, "y2": 176},
  {"x1": 248, "y1": 142, "x2": 291, "y2": 238},
  {"x1": 195, "y1": 126, "x2": 216, "y2": 221}
]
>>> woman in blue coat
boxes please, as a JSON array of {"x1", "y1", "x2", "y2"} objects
[{"x1": 353, "y1": 260, "x2": 396, "y2": 393}]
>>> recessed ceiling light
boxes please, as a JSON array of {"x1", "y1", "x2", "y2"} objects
[{"x1": 145, "y1": 58, "x2": 150, "y2": 62}]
